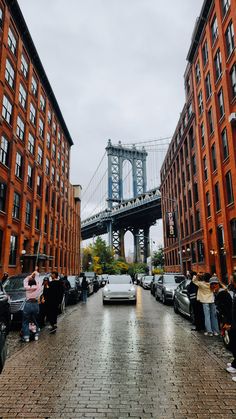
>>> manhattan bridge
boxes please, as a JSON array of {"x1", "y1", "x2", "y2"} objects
[{"x1": 81, "y1": 138, "x2": 170, "y2": 262}]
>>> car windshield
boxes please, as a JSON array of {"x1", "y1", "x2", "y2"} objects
[
  {"x1": 68, "y1": 276, "x2": 76, "y2": 287},
  {"x1": 4, "y1": 277, "x2": 25, "y2": 291},
  {"x1": 108, "y1": 276, "x2": 132, "y2": 284},
  {"x1": 164, "y1": 275, "x2": 185, "y2": 284}
]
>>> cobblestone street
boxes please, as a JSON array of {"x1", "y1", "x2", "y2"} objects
[{"x1": 1, "y1": 287, "x2": 236, "y2": 419}]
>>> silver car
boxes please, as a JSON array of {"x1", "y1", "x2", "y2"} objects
[
  {"x1": 142, "y1": 275, "x2": 153, "y2": 289},
  {"x1": 102, "y1": 275, "x2": 137, "y2": 304},
  {"x1": 155, "y1": 273, "x2": 186, "y2": 304},
  {"x1": 173, "y1": 279, "x2": 193, "y2": 319}
]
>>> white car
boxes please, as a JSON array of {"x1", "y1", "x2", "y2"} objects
[{"x1": 102, "y1": 275, "x2": 137, "y2": 304}]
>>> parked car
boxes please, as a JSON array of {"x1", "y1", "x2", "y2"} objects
[
  {"x1": 0, "y1": 281, "x2": 11, "y2": 373},
  {"x1": 102, "y1": 275, "x2": 136, "y2": 304},
  {"x1": 136, "y1": 273, "x2": 145, "y2": 285},
  {"x1": 150, "y1": 274, "x2": 162, "y2": 296},
  {"x1": 142, "y1": 275, "x2": 154, "y2": 289},
  {"x1": 155, "y1": 273, "x2": 186, "y2": 304},
  {"x1": 173, "y1": 279, "x2": 193, "y2": 319},
  {"x1": 97, "y1": 274, "x2": 109, "y2": 287},
  {"x1": 65, "y1": 276, "x2": 82, "y2": 305}
]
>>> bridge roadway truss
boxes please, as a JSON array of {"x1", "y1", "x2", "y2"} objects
[{"x1": 81, "y1": 187, "x2": 162, "y2": 262}]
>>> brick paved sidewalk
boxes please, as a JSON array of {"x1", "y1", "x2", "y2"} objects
[{"x1": 0, "y1": 288, "x2": 236, "y2": 419}]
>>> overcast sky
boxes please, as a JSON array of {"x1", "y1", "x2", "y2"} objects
[{"x1": 17, "y1": 0, "x2": 203, "y2": 251}]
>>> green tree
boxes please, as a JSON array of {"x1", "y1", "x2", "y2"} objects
[{"x1": 152, "y1": 246, "x2": 164, "y2": 268}]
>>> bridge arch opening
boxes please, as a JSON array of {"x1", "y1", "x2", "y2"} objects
[
  {"x1": 124, "y1": 230, "x2": 134, "y2": 262},
  {"x1": 122, "y1": 159, "x2": 133, "y2": 200}
]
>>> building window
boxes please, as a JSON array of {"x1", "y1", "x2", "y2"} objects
[
  {"x1": 28, "y1": 133, "x2": 35, "y2": 155},
  {"x1": 31, "y1": 76, "x2": 38, "y2": 96},
  {"x1": 36, "y1": 175, "x2": 42, "y2": 196},
  {"x1": 27, "y1": 164, "x2": 33, "y2": 188},
  {"x1": 192, "y1": 154, "x2": 196, "y2": 175},
  {"x1": 230, "y1": 218, "x2": 236, "y2": 256},
  {"x1": 21, "y1": 54, "x2": 28, "y2": 78},
  {"x1": 29, "y1": 102, "x2": 36, "y2": 125},
  {"x1": 16, "y1": 115, "x2": 25, "y2": 141},
  {"x1": 198, "y1": 90, "x2": 203, "y2": 114},
  {"x1": 202, "y1": 40, "x2": 208, "y2": 67},
  {"x1": 194, "y1": 182, "x2": 199, "y2": 203},
  {"x1": 203, "y1": 155, "x2": 208, "y2": 180},
  {"x1": 0, "y1": 7, "x2": 3, "y2": 29},
  {"x1": 190, "y1": 215, "x2": 194, "y2": 234},
  {"x1": 197, "y1": 240, "x2": 204, "y2": 263},
  {"x1": 46, "y1": 158, "x2": 50, "y2": 175},
  {"x1": 40, "y1": 94, "x2": 45, "y2": 112},
  {"x1": 200, "y1": 122, "x2": 205, "y2": 147},
  {"x1": 211, "y1": 15, "x2": 218, "y2": 44},
  {"x1": 214, "y1": 49, "x2": 222, "y2": 82},
  {"x1": 25, "y1": 201, "x2": 31, "y2": 225},
  {"x1": 206, "y1": 191, "x2": 211, "y2": 217},
  {"x1": 58, "y1": 131, "x2": 61, "y2": 144},
  {"x1": 0, "y1": 182, "x2": 7, "y2": 212},
  {"x1": 215, "y1": 182, "x2": 221, "y2": 211},
  {"x1": 52, "y1": 143, "x2": 56, "y2": 159},
  {"x1": 0, "y1": 135, "x2": 10, "y2": 166},
  {"x1": 56, "y1": 173, "x2": 60, "y2": 188},
  {"x1": 188, "y1": 190, "x2": 192, "y2": 208},
  {"x1": 225, "y1": 21, "x2": 234, "y2": 57},
  {"x1": 39, "y1": 118, "x2": 44, "y2": 138},
  {"x1": 47, "y1": 110, "x2": 52, "y2": 125},
  {"x1": 0, "y1": 229, "x2": 3, "y2": 264},
  {"x1": 15, "y1": 152, "x2": 23, "y2": 178},
  {"x1": 35, "y1": 208, "x2": 40, "y2": 230},
  {"x1": 211, "y1": 143, "x2": 217, "y2": 171},
  {"x1": 57, "y1": 151, "x2": 61, "y2": 165},
  {"x1": 221, "y1": 128, "x2": 229, "y2": 160},
  {"x1": 196, "y1": 209, "x2": 201, "y2": 230},
  {"x1": 205, "y1": 72, "x2": 212, "y2": 100},
  {"x1": 208, "y1": 108, "x2": 214, "y2": 134},
  {"x1": 37, "y1": 146, "x2": 43, "y2": 166},
  {"x1": 221, "y1": 0, "x2": 230, "y2": 17},
  {"x1": 19, "y1": 83, "x2": 27, "y2": 109},
  {"x1": 12, "y1": 192, "x2": 20, "y2": 219},
  {"x1": 225, "y1": 171, "x2": 234, "y2": 204},
  {"x1": 230, "y1": 63, "x2": 236, "y2": 99},
  {"x1": 44, "y1": 214, "x2": 48, "y2": 233},
  {"x1": 9, "y1": 234, "x2": 17, "y2": 265},
  {"x1": 191, "y1": 242, "x2": 196, "y2": 263},
  {"x1": 5, "y1": 59, "x2": 15, "y2": 88},
  {"x1": 8, "y1": 28, "x2": 17, "y2": 55},
  {"x1": 217, "y1": 89, "x2": 225, "y2": 119},
  {"x1": 51, "y1": 165, "x2": 55, "y2": 182},
  {"x1": 2, "y1": 95, "x2": 12, "y2": 124},
  {"x1": 46, "y1": 133, "x2": 51, "y2": 149}
]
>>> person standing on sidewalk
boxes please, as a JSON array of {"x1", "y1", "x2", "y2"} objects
[
  {"x1": 193, "y1": 273, "x2": 220, "y2": 336},
  {"x1": 22, "y1": 271, "x2": 41, "y2": 342},
  {"x1": 187, "y1": 270, "x2": 204, "y2": 332},
  {"x1": 225, "y1": 273, "x2": 236, "y2": 381},
  {"x1": 46, "y1": 271, "x2": 64, "y2": 333},
  {"x1": 81, "y1": 275, "x2": 89, "y2": 303}
]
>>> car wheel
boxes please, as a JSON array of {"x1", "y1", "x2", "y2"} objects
[
  {"x1": 162, "y1": 292, "x2": 166, "y2": 304},
  {"x1": 173, "y1": 298, "x2": 179, "y2": 313}
]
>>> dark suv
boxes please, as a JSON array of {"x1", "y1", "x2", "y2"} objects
[{"x1": 0, "y1": 281, "x2": 11, "y2": 373}]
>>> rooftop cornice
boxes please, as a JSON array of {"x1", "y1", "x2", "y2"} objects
[{"x1": 187, "y1": 0, "x2": 214, "y2": 63}]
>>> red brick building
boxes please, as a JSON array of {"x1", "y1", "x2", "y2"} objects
[
  {"x1": 161, "y1": 0, "x2": 236, "y2": 282},
  {"x1": 0, "y1": 0, "x2": 81, "y2": 276}
]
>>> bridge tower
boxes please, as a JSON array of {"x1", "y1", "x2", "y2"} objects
[{"x1": 106, "y1": 140, "x2": 150, "y2": 262}]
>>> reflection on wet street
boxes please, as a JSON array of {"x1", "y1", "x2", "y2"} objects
[{"x1": 1, "y1": 287, "x2": 236, "y2": 418}]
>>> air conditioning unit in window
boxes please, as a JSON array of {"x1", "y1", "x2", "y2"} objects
[{"x1": 229, "y1": 113, "x2": 236, "y2": 124}]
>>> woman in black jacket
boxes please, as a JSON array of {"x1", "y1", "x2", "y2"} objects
[{"x1": 46, "y1": 272, "x2": 64, "y2": 333}]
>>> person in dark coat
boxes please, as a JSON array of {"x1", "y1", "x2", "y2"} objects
[
  {"x1": 46, "y1": 272, "x2": 64, "y2": 333},
  {"x1": 187, "y1": 271, "x2": 205, "y2": 331},
  {"x1": 39, "y1": 277, "x2": 50, "y2": 328},
  {"x1": 224, "y1": 273, "x2": 236, "y2": 381},
  {"x1": 210, "y1": 275, "x2": 232, "y2": 327}
]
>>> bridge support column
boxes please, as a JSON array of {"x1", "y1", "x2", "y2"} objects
[{"x1": 144, "y1": 226, "x2": 150, "y2": 263}]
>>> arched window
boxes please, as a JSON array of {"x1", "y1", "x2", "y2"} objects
[{"x1": 230, "y1": 219, "x2": 236, "y2": 256}]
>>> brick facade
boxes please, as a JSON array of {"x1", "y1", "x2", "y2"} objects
[
  {"x1": 0, "y1": 0, "x2": 81, "y2": 276},
  {"x1": 161, "y1": 0, "x2": 236, "y2": 282}
]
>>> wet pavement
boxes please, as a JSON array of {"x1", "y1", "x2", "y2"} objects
[{"x1": 1, "y1": 287, "x2": 236, "y2": 419}]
